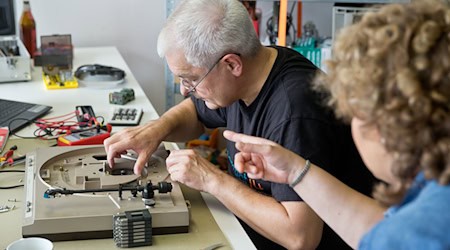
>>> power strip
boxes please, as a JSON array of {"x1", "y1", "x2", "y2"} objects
[{"x1": 108, "y1": 107, "x2": 143, "y2": 126}]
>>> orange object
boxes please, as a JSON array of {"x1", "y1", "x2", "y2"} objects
[
  {"x1": 278, "y1": 0, "x2": 288, "y2": 46},
  {"x1": 20, "y1": 0, "x2": 37, "y2": 58},
  {"x1": 2, "y1": 145, "x2": 17, "y2": 160},
  {"x1": 0, "y1": 145, "x2": 17, "y2": 167},
  {"x1": 57, "y1": 124, "x2": 112, "y2": 146},
  {"x1": 186, "y1": 128, "x2": 219, "y2": 149}
]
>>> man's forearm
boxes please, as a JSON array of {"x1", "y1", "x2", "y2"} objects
[
  {"x1": 207, "y1": 171, "x2": 323, "y2": 249},
  {"x1": 158, "y1": 99, "x2": 204, "y2": 142}
]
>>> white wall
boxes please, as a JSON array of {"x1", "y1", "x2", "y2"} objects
[
  {"x1": 14, "y1": 0, "x2": 334, "y2": 114},
  {"x1": 14, "y1": 0, "x2": 167, "y2": 115}
]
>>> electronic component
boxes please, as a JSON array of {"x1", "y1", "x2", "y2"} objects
[
  {"x1": 109, "y1": 88, "x2": 135, "y2": 105},
  {"x1": 57, "y1": 105, "x2": 110, "y2": 146},
  {"x1": 57, "y1": 124, "x2": 112, "y2": 146},
  {"x1": 34, "y1": 34, "x2": 78, "y2": 89},
  {"x1": 75, "y1": 105, "x2": 96, "y2": 127},
  {"x1": 109, "y1": 107, "x2": 143, "y2": 126},
  {"x1": 42, "y1": 71, "x2": 78, "y2": 89},
  {"x1": 113, "y1": 210, "x2": 152, "y2": 248},
  {"x1": 57, "y1": 129, "x2": 110, "y2": 146},
  {"x1": 22, "y1": 145, "x2": 189, "y2": 241}
]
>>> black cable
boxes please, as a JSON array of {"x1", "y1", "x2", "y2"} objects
[
  {"x1": 8, "y1": 118, "x2": 54, "y2": 139},
  {"x1": 289, "y1": 1, "x2": 296, "y2": 15},
  {"x1": 0, "y1": 170, "x2": 25, "y2": 189},
  {"x1": 8, "y1": 109, "x2": 104, "y2": 140},
  {"x1": 33, "y1": 128, "x2": 54, "y2": 139},
  {"x1": 289, "y1": 2, "x2": 297, "y2": 45},
  {"x1": 8, "y1": 117, "x2": 64, "y2": 140},
  {"x1": 0, "y1": 184, "x2": 24, "y2": 189},
  {"x1": 95, "y1": 116, "x2": 105, "y2": 124},
  {"x1": 8, "y1": 118, "x2": 40, "y2": 139}
]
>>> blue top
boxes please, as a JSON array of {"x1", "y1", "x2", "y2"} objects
[{"x1": 359, "y1": 172, "x2": 450, "y2": 249}]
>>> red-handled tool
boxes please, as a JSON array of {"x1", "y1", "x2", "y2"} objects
[{"x1": 0, "y1": 145, "x2": 17, "y2": 168}]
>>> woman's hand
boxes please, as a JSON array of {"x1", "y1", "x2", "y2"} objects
[{"x1": 223, "y1": 130, "x2": 306, "y2": 185}]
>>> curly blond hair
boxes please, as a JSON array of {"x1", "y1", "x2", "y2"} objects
[{"x1": 315, "y1": 0, "x2": 450, "y2": 206}]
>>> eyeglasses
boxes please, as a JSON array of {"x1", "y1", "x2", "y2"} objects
[{"x1": 180, "y1": 54, "x2": 226, "y2": 94}]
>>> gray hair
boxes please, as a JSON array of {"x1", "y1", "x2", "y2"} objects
[{"x1": 157, "y1": 0, "x2": 261, "y2": 68}]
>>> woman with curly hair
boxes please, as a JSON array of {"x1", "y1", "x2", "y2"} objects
[{"x1": 224, "y1": 0, "x2": 450, "y2": 248}]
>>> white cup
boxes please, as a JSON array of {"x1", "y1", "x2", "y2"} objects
[{"x1": 6, "y1": 237, "x2": 53, "y2": 250}]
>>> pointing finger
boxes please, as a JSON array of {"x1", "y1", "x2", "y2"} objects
[
  {"x1": 223, "y1": 130, "x2": 275, "y2": 145},
  {"x1": 235, "y1": 141, "x2": 273, "y2": 156}
]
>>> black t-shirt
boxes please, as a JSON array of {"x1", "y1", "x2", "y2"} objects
[{"x1": 192, "y1": 46, "x2": 375, "y2": 250}]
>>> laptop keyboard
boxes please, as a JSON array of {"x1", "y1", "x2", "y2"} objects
[{"x1": 0, "y1": 99, "x2": 34, "y2": 126}]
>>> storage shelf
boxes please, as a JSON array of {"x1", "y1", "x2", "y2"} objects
[{"x1": 164, "y1": 0, "x2": 409, "y2": 110}]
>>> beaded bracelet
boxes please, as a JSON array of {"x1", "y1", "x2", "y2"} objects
[{"x1": 289, "y1": 160, "x2": 311, "y2": 188}]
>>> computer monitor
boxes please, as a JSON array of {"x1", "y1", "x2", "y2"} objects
[{"x1": 0, "y1": 0, "x2": 15, "y2": 36}]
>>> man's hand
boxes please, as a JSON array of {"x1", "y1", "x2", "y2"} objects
[
  {"x1": 104, "y1": 123, "x2": 163, "y2": 175},
  {"x1": 223, "y1": 130, "x2": 306, "y2": 185},
  {"x1": 166, "y1": 149, "x2": 222, "y2": 192}
]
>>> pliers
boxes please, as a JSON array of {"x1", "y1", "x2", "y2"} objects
[{"x1": 0, "y1": 145, "x2": 18, "y2": 168}]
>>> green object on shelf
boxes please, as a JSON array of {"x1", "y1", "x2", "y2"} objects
[
  {"x1": 293, "y1": 46, "x2": 322, "y2": 68},
  {"x1": 294, "y1": 37, "x2": 322, "y2": 68},
  {"x1": 296, "y1": 37, "x2": 316, "y2": 48}
]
